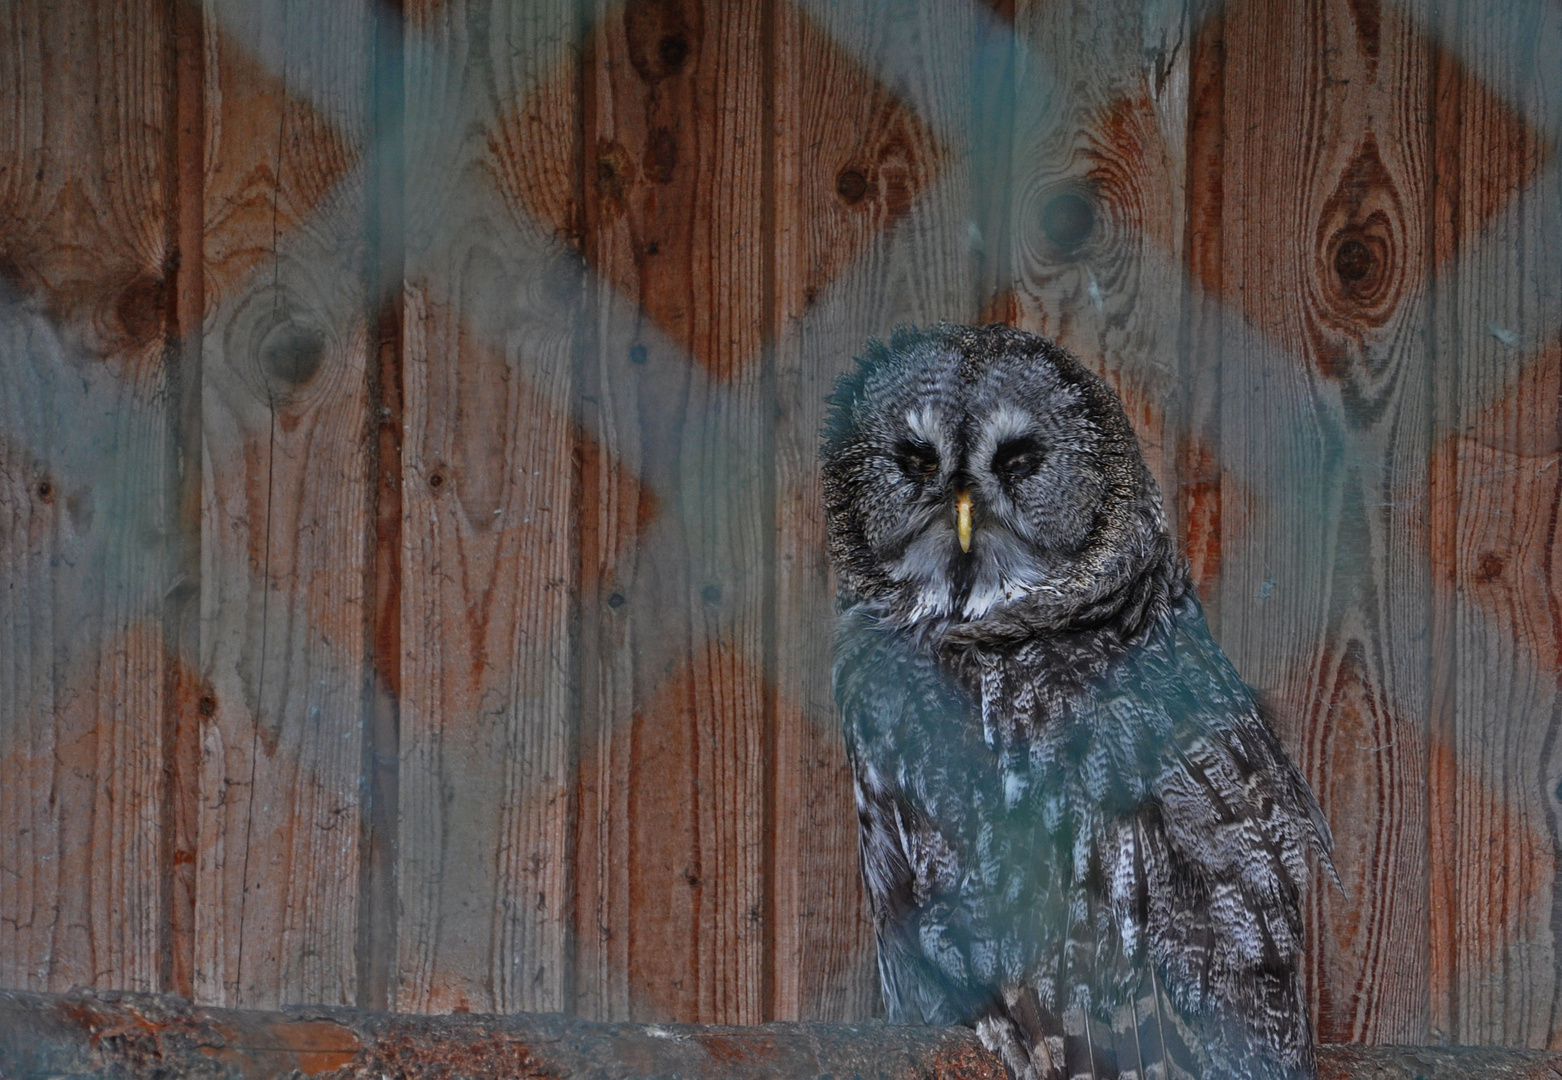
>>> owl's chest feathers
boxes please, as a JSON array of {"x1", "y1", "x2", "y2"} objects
[
  {"x1": 944, "y1": 624, "x2": 1129, "y2": 750},
  {"x1": 838, "y1": 586, "x2": 1231, "y2": 899},
  {"x1": 927, "y1": 561, "x2": 1185, "y2": 761}
]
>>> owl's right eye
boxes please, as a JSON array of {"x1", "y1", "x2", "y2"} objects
[
  {"x1": 894, "y1": 440, "x2": 940, "y2": 482},
  {"x1": 993, "y1": 436, "x2": 1044, "y2": 482}
]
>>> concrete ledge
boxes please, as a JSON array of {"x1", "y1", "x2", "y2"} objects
[{"x1": 2, "y1": 989, "x2": 1560, "y2": 1078}]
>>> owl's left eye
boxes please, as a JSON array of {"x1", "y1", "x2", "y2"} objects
[
  {"x1": 993, "y1": 437, "x2": 1044, "y2": 482},
  {"x1": 894, "y1": 440, "x2": 940, "y2": 482}
]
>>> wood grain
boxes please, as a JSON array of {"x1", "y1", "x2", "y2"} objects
[
  {"x1": 165, "y1": 0, "x2": 210, "y2": 1002},
  {"x1": 1427, "y1": 0, "x2": 1562, "y2": 1046},
  {"x1": 393, "y1": 0, "x2": 581, "y2": 1013},
  {"x1": 574, "y1": 0, "x2": 772, "y2": 1024},
  {"x1": 0, "y1": 0, "x2": 177, "y2": 993},
  {"x1": 14, "y1": 988, "x2": 1562, "y2": 1080},
  {"x1": 1182, "y1": 0, "x2": 1226, "y2": 624},
  {"x1": 8, "y1": 0, "x2": 1562, "y2": 1043},
  {"x1": 357, "y1": 0, "x2": 402, "y2": 1014},
  {"x1": 195, "y1": 0, "x2": 373, "y2": 1008},
  {"x1": 1008, "y1": 0, "x2": 1190, "y2": 505},
  {"x1": 769, "y1": 0, "x2": 978, "y2": 1022},
  {"x1": 1195, "y1": 0, "x2": 1434, "y2": 1044}
]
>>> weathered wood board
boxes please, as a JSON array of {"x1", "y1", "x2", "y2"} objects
[
  {"x1": 394, "y1": 0, "x2": 579, "y2": 1017},
  {"x1": 1194, "y1": 0, "x2": 1438, "y2": 1045},
  {"x1": 1424, "y1": 0, "x2": 1562, "y2": 1047},
  {"x1": 574, "y1": 0, "x2": 774, "y2": 1023},
  {"x1": 195, "y1": 0, "x2": 374, "y2": 1009},
  {"x1": 0, "y1": 0, "x2": 179, "y2": 995}
]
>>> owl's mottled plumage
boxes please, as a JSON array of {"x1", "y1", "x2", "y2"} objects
[{"x1": 821, "y1": 324, "x2": 1333, "y2": 1080}]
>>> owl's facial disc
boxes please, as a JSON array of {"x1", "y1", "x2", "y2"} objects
[
  {"x1": 880, "y1": 448, "x2": 1057, "y2": 622},
  {"x1": 885, "y1": 397, "x2": 1104, "y2": 621},
  {"x1": 822, "y1": 324, "x2": 1160, "y2": 626}
]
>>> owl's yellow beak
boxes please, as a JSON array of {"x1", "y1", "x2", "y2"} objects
[{"x1": 955, "y1": 491, "x2": 973, "y2": 553}]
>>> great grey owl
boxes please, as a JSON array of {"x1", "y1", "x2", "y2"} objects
[{"x1": 821, "y1": 324, "x2": 1333, "y2": 1080}]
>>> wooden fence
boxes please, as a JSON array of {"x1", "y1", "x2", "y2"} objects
[{"x1": 1, "y1": 0, "x2": 1559, "y2": 1050}]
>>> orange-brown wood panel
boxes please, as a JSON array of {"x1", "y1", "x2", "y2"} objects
[
  {"x1": 1195, "y1": 0, "x2": 1435, "y2": 1044},
  {"x1": 1182, "y1": 0, "x2": 1225, "y2": 626},
  {"x1": 11, "y1": 0, "x2": 1562, "y2": 1046},
  {"x1": 1427, "y1": 0, "x2": 1562, "y2": 1046},
  {"x1": 394, "y1": 0, "x2": 581, "y2": 1015},
  {"x1": 769, "y1": 0, "x2": 990, "y2": 1022},
  {"x1": 1008, "y1": 0, "x2": 1190, "y2": 507},
  {"x1": 0, "y1": 0, "x2": 178, "y2": 994},
  {"x1": 574, "y1": 0, "x2": 771, "y2": 1024},
  {"x1": 166, "y1": 0, "x2": 210, "y2": 1003},
  {"x1": 194, "y1": 1, "x2": 373, "y2": 1008}
]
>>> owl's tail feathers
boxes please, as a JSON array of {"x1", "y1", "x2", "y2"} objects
[
  {"x1": 976, "y1": 1012, "x2": 1048, "y2": 1080},
  {"x1": 974, "y1": 987, "x2": 1125, "y2": 1080}
]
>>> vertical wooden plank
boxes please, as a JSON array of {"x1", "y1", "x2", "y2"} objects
[
  {"x1": 1208, "y1": 0, "x2": 1433, "y2": 1044},
  {"x1": 0, "y1": 0, "x2": 177, "y2": 993},
  {"x1": 393, "y1": 0, "x2": 581, "y2": 1015},
  {"x1": 1427, "y1": 0, "x2": 1562, "y2": 1046},
  {"x1": 1182, "y1": 0, "x2": 1226, "y2": 628},
  {"x1": 770, "y1": 0, "x2": 983, "y2": 1021},
  {"x1": 1008, "y1": 0, "x2": 1191, "y2": 504},
  {"x1": 357, "y1": 0, "x2": 403, "y2": 1015},
  {"x1": 195, "y1": 0, "x2": 373, "y2": 1008},
  {"x1": 575, "y1": 0, "x2": 770, "y2": 1024},
  {"x1": 166, "y1": 0, "x2": 210, "y2": 999}
]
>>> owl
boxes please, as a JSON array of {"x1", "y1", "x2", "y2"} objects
[{"x1": 821, "y1": 324, "x2": 1334, "y2": 1080}]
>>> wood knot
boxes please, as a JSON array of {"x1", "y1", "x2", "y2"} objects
[
  {"x1": 1309, "y1": 133, "x2": 1409, "y2": 381},
  {"x1": 1328, "y1": 231, "x2": 1390, "y2": 300},
  {"x1": 1040, "y1": 189, "x2": 1095, "y2": 256},
  {"x1": 836, "y1": 168, "x2": 869, "y2": 203},
  {"x1": 1476, "y1": 552, "x2": 1505, "y2": 581},
  {"x1": 1333, "y1": 238, "x2": 1373, "y2": 283},
  {"x1": 428, "y1": 470, "x2": 446, "y2": 491},
  {"x1": 35, "y1": 478, "x2": 54, "y2": 503},
  {"x1": 198, "y1": 695, "x2": 218, "y2": 716},
  {"x1": 624, "y1": 0, "x2": 697, "y2": 83},
  {"x1": 258, "y1": 320, "x2": 325, "y2": 390},
  {"x1": 114, "y1": 273, "x2": 168, "y2": 348},
  {"x1": 658, "y1": 34, "x2": 689, "y2": 72}
]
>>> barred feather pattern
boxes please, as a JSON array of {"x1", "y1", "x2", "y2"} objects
[
  {"x1": 837, "y1": 592, "x2": 1332, "y2": 1080},
  {"x1": 822, "y1": 324, "x2": 1333, "y2": 1080}
]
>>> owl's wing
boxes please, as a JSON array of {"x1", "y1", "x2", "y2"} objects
[
  {"x1": 853, "y1": 765, "x2": 978, "y2": 1025},
  {"x1": 1103, "y1": 606, "x2": 1334, "y2": 1080},
  {"x1": 833, "y1": 607, "x2": 996, "y2": 1027}
]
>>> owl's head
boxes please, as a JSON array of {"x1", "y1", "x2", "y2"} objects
[{"x1": 821, "y1": 323, "x2": 1180, "y2": 636}]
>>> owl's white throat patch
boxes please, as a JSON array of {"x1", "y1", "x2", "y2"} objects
[{"x1": 891, "y1": 534, "x2": 1039, "y2": 623}]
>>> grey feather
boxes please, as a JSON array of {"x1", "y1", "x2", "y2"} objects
[{"x1": 822, "y1": 324, "x2": 1333, "y2": 1080}]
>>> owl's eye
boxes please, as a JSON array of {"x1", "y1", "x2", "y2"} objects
[
  {"x1": 894, "y1": 439, "x2": 940, "y2": 482},
  {"x1": 993, "y1": 437, "x2": 1044, "y2": 482}
]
